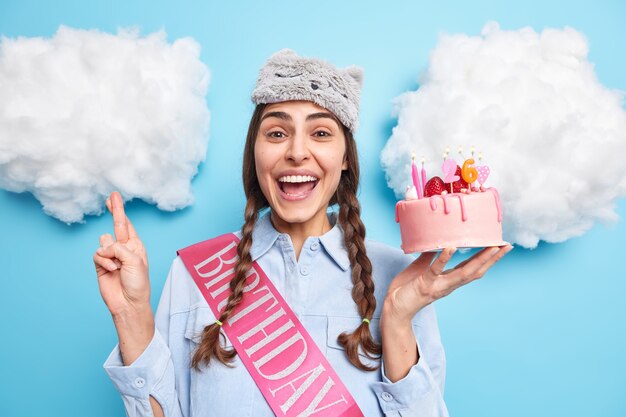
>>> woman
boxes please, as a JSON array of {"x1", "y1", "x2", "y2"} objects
[{"x1": 94, "y1": 49, "x2": 511, "y2": 417}]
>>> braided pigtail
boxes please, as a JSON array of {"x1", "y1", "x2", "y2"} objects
[
  {"x1": 191, "y1": 104, "x2": 268, "y2": 370},
  {"x1": 334, "y1": 130, "x2": 381, "y2": 371},
  {"x1": 191, "y1": 196, "x2": 262, "y2": 369}
]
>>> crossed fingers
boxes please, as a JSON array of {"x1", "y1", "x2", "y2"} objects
[
  {"x1": 94, "y1": 192, "x2": 145, "y2": 272},
  {"x1": 106, "y1": 192, "x2": 139, "y2": 243},
  {"x1": 97, "y1": 233, "x2": 121, "y2": 269}
]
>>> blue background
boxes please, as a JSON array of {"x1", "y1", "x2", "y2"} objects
[{"x1": 1, "y1": 1, "x2": 625, "y2": 416}]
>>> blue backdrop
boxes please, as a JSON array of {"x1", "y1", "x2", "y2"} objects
[{"x1": 1, "y1": 1, "x2": 625, "y2": 416}]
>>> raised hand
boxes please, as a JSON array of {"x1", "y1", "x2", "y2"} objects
[
  {"x1": 380, "y1": 245, "x2": 512, "y2": 382},
  {"x1": 385, "y1": 245, "x2": 513, "y2": 324},
  {"x1": 93, "y1": 191, "x2": 151, "y2": 317}
]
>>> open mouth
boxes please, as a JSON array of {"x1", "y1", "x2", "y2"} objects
[{"x1": 277, "y1": 175, "x2": 319, "y2": 200}]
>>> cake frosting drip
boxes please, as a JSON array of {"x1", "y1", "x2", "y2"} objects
[
  {"x1": 457, "y1": 194, "x2": 467, "y2": 221},
  {"x1": 429, "y1": 193, "x2": 468, "y2": 221},
  {"x1": 486, "y1": 187, "x2": 503, "y2": 222},
  {"x1": 429, "y1": 197, "x2": 438, "y2": 212}
]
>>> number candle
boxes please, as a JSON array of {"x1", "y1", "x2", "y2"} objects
[
  {"x1": 442, "y1": 158, "x2": 459, "y2": 194},
  {"x1": 461, "y1": 158, "x2": 478, "y2": 193}
]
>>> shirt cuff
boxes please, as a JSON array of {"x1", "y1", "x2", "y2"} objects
[
  {"x1": 103, "y1": 329, "x2": 171, "y2": 400},
  {"x1": 370, "y1": 356, "x2": 439, "y2": 414}
]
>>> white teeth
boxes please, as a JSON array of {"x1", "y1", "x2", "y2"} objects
[{"x1": 278, "y1": 175, "x2": 318, "y2": 183}]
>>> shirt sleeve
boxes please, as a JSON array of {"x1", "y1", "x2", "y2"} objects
[
  {"x1": 103, "y1": 260, "x2": 185, "y2": 417},
  {"x1": 372, "y1": 301, "x2": 449, "y2": 416}
]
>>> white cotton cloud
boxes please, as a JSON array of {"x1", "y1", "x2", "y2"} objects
[
  {"x1": 381, "y1": 22, "x2": 626, "y2": 248},
  {"x1": 0, "y1": 26, "x2": 210, "y2": 223}
]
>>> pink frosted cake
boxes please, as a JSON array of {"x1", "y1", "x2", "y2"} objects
[
  {"x1": 396, "y1": 157, "x2": 507, "y2": 253},
  {"x1": 396, "y1": 188, "x2": 506, "y2": 253}
]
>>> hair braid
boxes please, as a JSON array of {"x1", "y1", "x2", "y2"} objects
[
  {"x1": 335, "y1": 135, "x2": 382, "y2": 372},
  {"x1": 191, "y1": 104, "x2": 268, "y2": 370},
  {"x1": 191, "y1": 195, "x2": 262, "y2": 369}
]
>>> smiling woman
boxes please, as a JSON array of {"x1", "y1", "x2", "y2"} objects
[
  {"x1": 255, "y1": 102, "x2": 347, "y2": 232},
  {"x1": 94, "y1": 49, "x2": 511, "y2": 417}
]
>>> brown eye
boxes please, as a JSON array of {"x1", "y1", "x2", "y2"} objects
[
  {"x1": 268, "y1": 131, "x2": 286, "y2": 139},
  {"x1": 314, "y1": 130, "x2": 331, "y2": 138}
]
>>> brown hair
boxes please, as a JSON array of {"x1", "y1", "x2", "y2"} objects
[{"x1": 191, "y1": 103, "x2": 381, "y2": 371}]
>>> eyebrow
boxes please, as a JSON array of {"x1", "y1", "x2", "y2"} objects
[{"x1": 261, "y1": 111, "x2": 339, "y2": 124}]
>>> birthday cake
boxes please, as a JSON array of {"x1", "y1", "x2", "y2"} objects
[{"x1": 395, "y1": 153, "x2": 507, "y2": 253}]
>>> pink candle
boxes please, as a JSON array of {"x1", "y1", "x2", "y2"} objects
[
  {"x1": 412, "y1": 154, "x2": 423, "y2": 199},
  {"x1": 420, "y1": 157, "x2": 427, "y2": 196}
]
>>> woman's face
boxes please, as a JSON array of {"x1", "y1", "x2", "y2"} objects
[{"x1": 255, "y1": 100, "x2": 347, "y2": 228}]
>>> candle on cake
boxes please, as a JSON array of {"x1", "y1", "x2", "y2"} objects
[
  {"x1": 461, "y1": 158, "x2": 478, "y2": 193},
  {"x1": 420, "y1": 157, "x2": 427, "y2": 197},
  {"x1": 441, "y1": 158, "x2": 459, "y2": 194},
  {"x1": 411, "y1": 153, "x2": 423, "y2": 199},
  {"x1": 476, "y1": 152, "x2": 491, "y2": 191}
]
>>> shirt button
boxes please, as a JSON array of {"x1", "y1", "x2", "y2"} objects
[
  {"x1": 300, "y1": 266, "x2": 309, "y2": 276},
  {"x1": 311, "y1": 242, "x2": 320, "y2": 250},
  {"x1": 381, "y1": 392, "x2": 394, "y2": 402},
  {"x1": 134, "y1": 377, "x2": 146, "y2": 388}
]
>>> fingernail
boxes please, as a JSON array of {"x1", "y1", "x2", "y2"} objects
[
  {"x1": 490, "y1": 247, "x2": 499, "y2": 256},
  {"x1": 96, "y1": 247, "x2": 104, "y2": 255}
]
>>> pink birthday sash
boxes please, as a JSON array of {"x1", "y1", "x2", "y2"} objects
[{"x1": 177, "y1": 233, "x2": 364, "y2": 417}]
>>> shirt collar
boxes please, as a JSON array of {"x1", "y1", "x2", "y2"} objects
[
  {"x1": 250, "y1": 211, "x2": 280, "y2": 262},
  {"x1": 319, "y1": 212, "x2": 351, "y2": 271},
  {"x1": 249, "y1": 211, "x2": 351, "y2": 271}
]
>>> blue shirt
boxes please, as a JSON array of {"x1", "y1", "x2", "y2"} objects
[{"x1": 104, "y1": 212, "x2": 449, "y2": 416}]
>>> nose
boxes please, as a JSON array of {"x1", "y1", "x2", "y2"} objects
[{"x1": 285, "y1": 132, "x2": 310, "y2": 164}]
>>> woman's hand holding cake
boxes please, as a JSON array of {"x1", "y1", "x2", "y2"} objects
[
  {"x1": 385, "y1": 245, "x2": 511, "y2": 321},
  {"x1": 380, "y1": 245, "x2": 512, "y2": 382}
]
